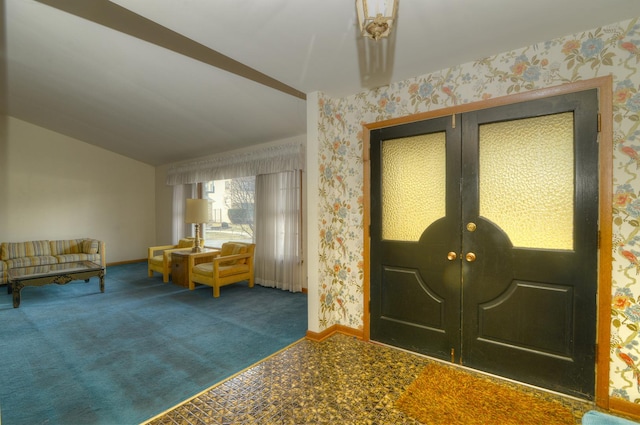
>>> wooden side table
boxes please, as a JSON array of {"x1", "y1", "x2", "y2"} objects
[{"x1": 171, "y1": 249, "x2": 219, "y2": 288}]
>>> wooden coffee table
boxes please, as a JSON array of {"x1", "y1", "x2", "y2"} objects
[{"x1": 8, "y1": 261, "x2": 105, "y2": 308}]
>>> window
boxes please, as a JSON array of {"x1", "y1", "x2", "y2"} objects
[{"x1": 202, "y1": 176, "x2": 255, "y2": 248}]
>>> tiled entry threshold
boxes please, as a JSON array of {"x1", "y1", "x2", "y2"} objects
[{"x1": 144, "y1": 334, "x2": 592, "y2": 424}]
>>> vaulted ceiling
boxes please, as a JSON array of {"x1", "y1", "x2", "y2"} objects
[{"x1": 6, "y1": 0, "x2": 640, "y2": 166}]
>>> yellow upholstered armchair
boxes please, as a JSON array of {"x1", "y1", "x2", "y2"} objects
[
  {"x1": 190, "y1": 242, "x2": 255, "y2": 297},
  {"x1": 148, "y1": 238, "x2": 199, "y2": 283}
]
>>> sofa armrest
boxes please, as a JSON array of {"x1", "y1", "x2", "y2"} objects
[
  {"x1": 212, "y1": 252, "x2": 252, "y2": 264},
  {"x1": 148, "y1": 245, "x2": 177, "y2": 258},
  {"x1": 164, "y1": 247, "x2": 194, "y2": 254},
  {"x1": 99, "y1": 241, "x2": 106, "y2": 268}
]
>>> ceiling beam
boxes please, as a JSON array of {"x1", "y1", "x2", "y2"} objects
[{"x1": 35, "y1": 0, "x2": 307, "y2": 100}]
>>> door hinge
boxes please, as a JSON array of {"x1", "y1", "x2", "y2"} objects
[
  {"x1": 451, "y1": 348, "x2": 455, "y2": 363},
  {"x1": 452, "y1": 114, "x2": 456, "y2": 129},
  {"x1": 597, "y1": 113, "x2": 601, "y2": 133}
]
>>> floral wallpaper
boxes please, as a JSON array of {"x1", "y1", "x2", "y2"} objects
[{"x1": 313, "y1": 17, "x2": 640, "y2": 401}]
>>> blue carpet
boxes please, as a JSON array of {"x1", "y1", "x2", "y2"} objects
[
  {"x1": 583, "y1": 410, "x2": 640, "y2": 424},
  {"x1": 0, "y1": 262, "x2": 308, "y2": 424}
]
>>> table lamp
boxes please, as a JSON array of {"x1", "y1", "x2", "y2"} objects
[{"x1": 185, "y1": 198, "x2": 208, "y2": 252}]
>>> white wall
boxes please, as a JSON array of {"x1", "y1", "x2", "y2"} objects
[
  {"x1": 1, "y1": 117, "x2": 156, "y2": 263},
  {"x1": 306, "y1": 91, "x2": 320, "y2": 332},
  {"x1": 154, "y1": 163, "x2": 174, "y2": 246}
]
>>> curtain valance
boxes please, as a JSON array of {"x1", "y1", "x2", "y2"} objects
[{"x1": 166, "y1": 141, "x2": 305, "y2": 185}]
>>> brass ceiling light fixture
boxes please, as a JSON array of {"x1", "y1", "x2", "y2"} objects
[{"x1": 356, "y1": 0, "x2": 399, "y2": 41}]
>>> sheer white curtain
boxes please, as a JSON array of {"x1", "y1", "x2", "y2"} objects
[
  {"x1": 166, "y1": 141, "x2": 304, "y2": 185},
  {"x1": 254, "y1": 170, "x2": 303, "y2": 292},
  {"x1": 172, "y1": 184, "x2": 196, "y2": 243}
]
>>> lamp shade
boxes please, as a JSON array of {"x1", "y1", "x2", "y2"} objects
[
  {"x1": 356, "y1": 0, "x2": 398, "y2": 40},
  {"x1": 185, "y1": 198, "x2": 209, "y2": 224}
]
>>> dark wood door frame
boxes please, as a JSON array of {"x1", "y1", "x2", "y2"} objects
[{"x1": 362, "y1": 76, "x2": 613, "y2": 408}]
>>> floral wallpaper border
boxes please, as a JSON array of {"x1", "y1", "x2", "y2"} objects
[{"x1": 313, "y1": 17, "x2": 640, "y2": 401}]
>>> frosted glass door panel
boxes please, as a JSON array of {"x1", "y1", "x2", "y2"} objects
[
  {"x1": 382, "y1": 133, "x2": 446, "y2": 241},
  {"x1": 479, "y1": 113, "x2": 574, "y2": 250}
]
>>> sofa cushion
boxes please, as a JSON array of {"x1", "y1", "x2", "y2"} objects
[
  {"x1": 5, "y1": 256, "x2": 58, "y2": 268},
  {"x1": 1, "y1": 241, "x2": 51, "y2": 260},
  {"x1": 82, "y1": 239, "x2": 100, "y2": 254},
  {"x1": 148, "y1": 255, "x2": 165, "y2": 267},
  {"x1": 177, "y1": 238, "x2": 195, "y2": 249},
  {"x1": 55, "y1": 253, "x2": 94, "y2": 263},
  {"x1": 218, "y1": 264, "x2": 249, "y2": 277},
  {"x1": 219, "y1": 243, "x2": 248, "y2": 266},
  {"x1": 0, "y1": 260, "x2": 6, "y2": 284},
  {"x1": 50, "y1": 239, "x2": 84, "y2": 256},
  {"x1": 193, "y1": 262, "x2": 249, "y2": 277},
  {"x1": 86, "y1": 254, "x2": 101, "y2": 263}
]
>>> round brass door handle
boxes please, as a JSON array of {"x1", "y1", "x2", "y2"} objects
[
  {"x1": 465, "y1": 252, "x2": 477, "y2": 262},
  {"x1": 447, "y1": 252, "x2": 457, "y2": 261}
]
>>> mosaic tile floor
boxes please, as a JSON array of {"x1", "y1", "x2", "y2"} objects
[{"x1": 144, "y1": 333, "x2": 594, "y2": 425}]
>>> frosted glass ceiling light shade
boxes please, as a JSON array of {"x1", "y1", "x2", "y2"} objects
[{"x1": 356, "y1": 0, "x2": 398, "y2": 40}]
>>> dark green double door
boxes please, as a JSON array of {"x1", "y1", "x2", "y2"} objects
[{"x1": 370, "y1": 90, "x2": 599, "y2": 398}]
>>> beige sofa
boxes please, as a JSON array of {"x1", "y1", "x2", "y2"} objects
[{"x1": 0, "y1": 239, "x2": 106, "y2": 286}]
